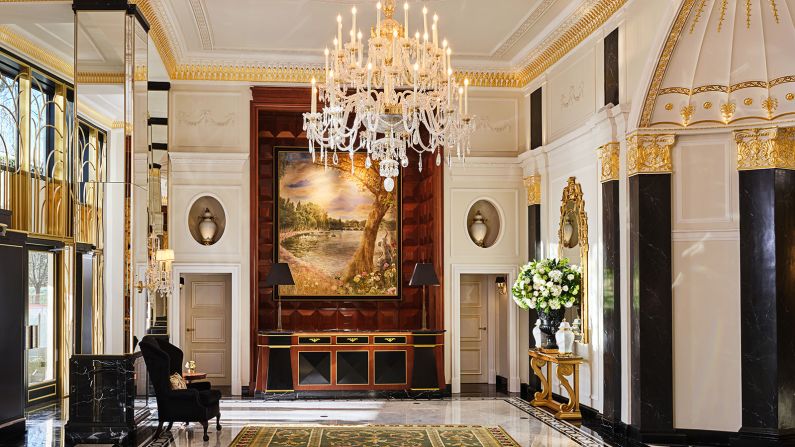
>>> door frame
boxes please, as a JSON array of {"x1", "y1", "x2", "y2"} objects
[
  {"x1": 451, "y1": 264, "x2": 519, "y2": 394},
  {"x1": 170, "y1": 263, "x2": 242, "y2": 394}
]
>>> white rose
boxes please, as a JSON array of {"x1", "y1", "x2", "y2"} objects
[
  {"x1": 564, "y1": 301, "x2": 573, "y2": 308},
  {"x1": 567, "y1": 274, "x2": 574, "y2": 280},
  {"x1": 563, "y1": 285, "x2": 569, "y2": 291}
]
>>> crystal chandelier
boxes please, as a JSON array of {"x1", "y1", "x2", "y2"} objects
[
  {"x1": 137, "y1": 234, "x2": 174, "y2": 298},
  {"x1": 303, "y1": 0, "x2": 475, "y2": 191}
]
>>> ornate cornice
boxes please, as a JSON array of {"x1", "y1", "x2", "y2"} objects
[
  {"x1": 515, "y1": 0, "x2": 626, "y2": 86},
  {"x1": 524, "y1": 174, "x2": 541, "y2": 206},
  {"x1": 735, "y1": 127, "x2": 795, "y2": 170},
  {"x1": 597, "y1": 142, "x2": 620, "y2": 182},
  {"x1": 0, "y1": 25, "x2": 73, "y2": 77},
  {"x1": 626, "y1": 133, "x2": 676, "y2": 176}
]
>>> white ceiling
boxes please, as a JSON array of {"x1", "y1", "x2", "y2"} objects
[
  {"x1": 646, "y1": 0, "x2": 795, "y2": 128},
  {"x1": 155, "y1": 0, "x2": 576, "y2": 70}
]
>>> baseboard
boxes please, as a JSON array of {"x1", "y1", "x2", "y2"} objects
[
  {"x1": 583, "y1": 410, "x2": 763, "y2": 447},
  {"x1": 731, "y1": 427, "x2": 795, "y2": 447},
  {"x1": 495, "y1": 375, "x2": 508, "y2": 394}
]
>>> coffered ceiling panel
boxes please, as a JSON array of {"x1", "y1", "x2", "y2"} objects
[{"x1": 157, "y1": 0, "x2": 571, "y2": 69}]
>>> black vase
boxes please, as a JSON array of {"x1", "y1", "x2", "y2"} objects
[{"x1": 538, "y1": 308, "x2": 565, "y2": 350}]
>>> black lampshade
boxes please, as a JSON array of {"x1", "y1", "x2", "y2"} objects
[
  {"x1": 409, "y1": 263, "x2": 439, "y2": 287},
  {"x1": 265, "y1": 262, "x2": 295, "y2": 286}
]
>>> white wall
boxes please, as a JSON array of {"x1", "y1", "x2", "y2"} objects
[
  {"x1": 671, "y1": 133, "x2": 741, "y2": 431},
  {"x1": 168, "y1": 83, "x2": 251, "y2": 393},
  {"x1": 444, "y1": 156, "x2": 529, "y2": 392}
]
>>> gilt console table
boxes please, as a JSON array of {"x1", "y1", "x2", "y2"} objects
[
  {"x1": 528, "y1": 349, "x2": 584, "y2": 420},
  {"x1": 255, "y1": 330, "x2": 445, "y2": 397}
]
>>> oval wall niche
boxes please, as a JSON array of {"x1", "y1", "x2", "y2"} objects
[
  {"x1": 187, "y1": 195, "x2": 226, "y2": 246},
  {"x1": 466, "y1": 199, "x2": 501, "y2": 248}
]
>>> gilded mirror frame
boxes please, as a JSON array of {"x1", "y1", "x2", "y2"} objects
[{"x1": 558, "y1": 176, "x2": 589, "y2": 344}]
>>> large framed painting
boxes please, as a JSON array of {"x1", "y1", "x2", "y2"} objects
[{"x1": 275, "y1": 147, "x2": 401, "y2": 300}]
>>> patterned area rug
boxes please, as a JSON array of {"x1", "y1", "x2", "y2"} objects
[{"x1": 229, "y1": 424, "x2": 520, "y2": 447}]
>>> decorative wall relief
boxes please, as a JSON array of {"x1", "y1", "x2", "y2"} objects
[
  {"x1": 178, "y1": 110, "x2": 235, "y2": 127},
  {"x1": 561, "y1": 82, "x2": 584, "y2": 108},
  {"x1": 173, "y1": 92, "x2": 241, "y2": 147}
]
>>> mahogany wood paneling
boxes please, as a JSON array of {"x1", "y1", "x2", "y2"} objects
[{"x1": 249, "y1": 87, "x2": 444, "y2": 390}]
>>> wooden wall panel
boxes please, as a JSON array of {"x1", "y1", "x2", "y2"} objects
[{"x1": 249, "y1": 87, "x2": 444, "y2": 389}]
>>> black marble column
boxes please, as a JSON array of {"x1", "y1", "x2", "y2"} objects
[
  {"x1": 736, "y1": 169, "x2": 795, "y2": 445},
  {"x1": 527, "y1": 203, "x2": 542, "y2": 395},
  {"x1": 602, "y1": 180, "x2": 621, "y2": 424},
  {"x1": 629, "y1": 173, "x2": 674, "y2": 441}
]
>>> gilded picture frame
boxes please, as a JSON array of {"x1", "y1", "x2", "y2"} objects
[{"x1": 558, "y1": 176, "x2": 589, "y2": 344}]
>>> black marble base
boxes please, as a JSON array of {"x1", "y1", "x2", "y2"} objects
[
  {"x1": 739, "y1": 169, "x2": 795, "y2": 437},
  {"x1": 629, "y1": 174, "x2": 674, "y2": 435},
  {"x1": 601, "y1": 180, "x2": 621, "y2": 424}
]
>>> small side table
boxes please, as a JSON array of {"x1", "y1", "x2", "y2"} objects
[
  {"x1": 183, "y1": 372, "x2": 207, "y2": 384},
  {"x1": 528, "y1": 349, "x2": 584, "y2": 420}
]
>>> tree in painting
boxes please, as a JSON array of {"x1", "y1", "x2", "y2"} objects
[{"x1": 277, "y1": 151, "x2": 398, "y2": 297}]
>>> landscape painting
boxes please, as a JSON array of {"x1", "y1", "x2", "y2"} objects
[{"x1": 276, "y1": 149, "x2": 400, "y2": 299}]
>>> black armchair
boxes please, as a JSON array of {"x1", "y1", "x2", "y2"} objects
[{"x1": 139, "y1": 336, "x2": 222, "y2": 441}]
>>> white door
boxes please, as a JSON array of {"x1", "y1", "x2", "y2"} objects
[
  {"x1": 182, "y1": 274, "x2": 232, "y2": 386},
  {"x1": 460, "y1": 274, "x2": 489, "y2": 383}
]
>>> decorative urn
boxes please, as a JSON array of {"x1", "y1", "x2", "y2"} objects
[
  {"x1": 532, "y1": 319, "x2": 543, "y2": 348},
  {"x1": 556, "y1": 321, "x2": 575, "y2": 354},
  {"x1": 469, "y1": 210, "x2": 488, "y2": 247},
  {"x1": 198, "y1": 208, "x2": 217, "y2": 245}
]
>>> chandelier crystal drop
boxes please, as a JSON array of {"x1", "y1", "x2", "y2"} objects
[{"x1": 303, "y1": 0, "x2": 475, "y2": 191}]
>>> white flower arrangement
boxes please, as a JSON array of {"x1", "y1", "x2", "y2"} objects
[{"x1": 512, "y1": 258, "x2": 581, "y2": 312}]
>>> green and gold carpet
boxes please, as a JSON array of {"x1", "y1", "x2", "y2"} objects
[{"x1": 229, "y1": 424, "x2": 520, "y2": 447}]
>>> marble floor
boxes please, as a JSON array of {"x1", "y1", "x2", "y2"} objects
[{"x1": 13, "y1": 397, "x2": 610, "y2": 447}]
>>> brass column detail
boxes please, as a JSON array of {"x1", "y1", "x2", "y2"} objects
[
  {"x1": 734, "y1": 127, "x2": 795, "y2": 171},
  {"x1": 626, "y1": 133, "x2": 676, "y2": 176},
  {"x1": 597, "y1": 142, "x2": 620, "y2": 182},
  {"x1": 524, "y1": 174, "x2": 541, "y2": 206}
]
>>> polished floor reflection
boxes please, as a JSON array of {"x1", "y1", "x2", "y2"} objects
[{"x1": 16, "y1": 396, "x2": 609, "y2": 447}]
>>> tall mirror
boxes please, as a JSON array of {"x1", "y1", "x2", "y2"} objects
[
  {"x1": 558, "y1": 176, "x2": 589, "y2": 343},
  {"x1": 74, "y1": 5, "x2": 149, "y2": 354}
]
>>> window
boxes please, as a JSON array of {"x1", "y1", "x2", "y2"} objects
[
  {"x1": 27, "y1": 250, "x2": 56, "y2": 387},
  {"x1": 0, "y1": 72, "x2": 18, "y2": 168},
  {"x1": 29, "y1": 83, "x2": 54, "y2": 176}
]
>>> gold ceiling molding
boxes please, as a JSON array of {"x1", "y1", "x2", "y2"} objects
[
  {"x1": 130, "y1": 0, "x2": 177, "y2": 75},
  {"x1": 524, "y1": 175, "x2": 541, "y2": 206},
  {"x1": 597, "y1": 142, "x2": 620, "y2": 182},
  {"x1": 76, "y1": 71, "x2": 126, "y2": 84},
  {"x1": 658, "y1": 76, "x2": 795, "y2": 96},
  {"x1": 735, "y1": 126, "x2": 795, "y2": 170},
  {"x1": 77, "y1": 104, "x2": 115, "y2": 130},
  {"x1": 0, "y1": 25, "x2": 73, "y2": 77},
  {"x1": 626, "y1": 133, "x2": 676, "y2": 175},
  {"x1": 515, "y1": 0, "x2": 626, "y2": 86},
  {"x1": 639, "y1": 0, "x2": 697, "y2": 128}
]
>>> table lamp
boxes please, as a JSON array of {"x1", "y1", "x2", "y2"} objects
[
  {"x1": 265, "y1": 262, "x2": 294, "y2": 330},
  {"x1": 409, "y1": 263, "x2": 440, "y2": 330}
]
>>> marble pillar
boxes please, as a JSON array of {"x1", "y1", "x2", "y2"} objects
[
  {"x1": 525, "y1": 175, "x2": 542, "y2": 394},
  {"x1": 627, "y1": 134, "x2": 676, "y2": 441},
  {"x1": 735, "y1": 128, "x2": 795, "y2": 445},
  {"x1": 598, "y1": 143, "x2": 621, "y2": 424}
]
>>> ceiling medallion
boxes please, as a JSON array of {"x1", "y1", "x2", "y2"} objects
[{"x1": 303, "y1": 0, "x2": 475, "y2": 191}]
